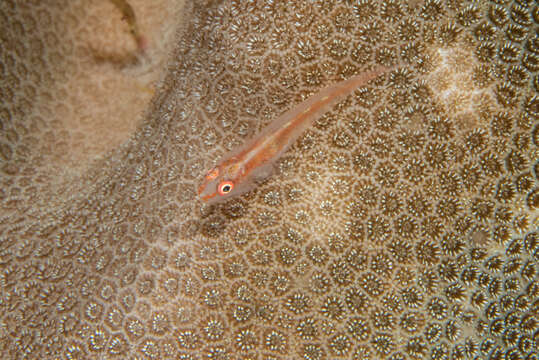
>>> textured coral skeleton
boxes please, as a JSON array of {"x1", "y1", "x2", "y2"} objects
[{"x1": 0, "y1": 0, "x2": 538, "y2": 359}]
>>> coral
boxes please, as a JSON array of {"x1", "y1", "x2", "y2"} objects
[{"x1": 1, "y1": 0, "x2": 538, "y2": 358}]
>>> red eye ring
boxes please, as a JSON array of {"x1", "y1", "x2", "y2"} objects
[{"x1": 218, "y1": 181, "x2": 234, "y2": 195}]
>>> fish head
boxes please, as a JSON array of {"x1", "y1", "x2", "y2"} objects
[{"x1": 197, "y1": 160, "x2": 244, "y2": 204}]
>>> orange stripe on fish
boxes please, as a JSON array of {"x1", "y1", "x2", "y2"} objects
[{"x1": 198, "y1": 65, "x2": 390, "y2": 204}]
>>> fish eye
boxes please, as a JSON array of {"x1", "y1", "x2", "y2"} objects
[{"x1": 218, "y1": 181, "x2": 234, "y2": 195}]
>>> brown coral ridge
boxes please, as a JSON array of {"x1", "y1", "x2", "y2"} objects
[{"x1": 1, "y1": 0, "x2": 538, "y2": 359}]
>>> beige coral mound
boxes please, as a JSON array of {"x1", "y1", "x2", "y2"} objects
[{"x1": 1, "y1": 0, "x2": 538, "y2": 359}]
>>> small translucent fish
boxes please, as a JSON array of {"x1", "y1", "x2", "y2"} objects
[{"x1": 198, "y1": 65, "x2": 389, "y2": 204}]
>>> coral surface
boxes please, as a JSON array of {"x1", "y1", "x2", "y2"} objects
[{"x1": 0, "y1": 0, "x2": 537, "y2": 359}]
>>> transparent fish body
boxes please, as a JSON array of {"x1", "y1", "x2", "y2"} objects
[{"x1": 198, "y1": 66, "x2": 389, "y2": 204}]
